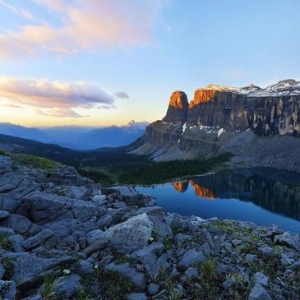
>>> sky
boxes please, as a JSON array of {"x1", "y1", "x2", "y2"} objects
[{"x1": 0, "y1": 0, "x2": 299, "y2": 127}]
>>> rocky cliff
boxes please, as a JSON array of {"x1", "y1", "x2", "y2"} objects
[{"x1": 131, "y1": 79, "x2": 300, "y2": 172}]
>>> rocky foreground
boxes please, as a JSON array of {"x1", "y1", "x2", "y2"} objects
[{"x1": 0, "y1": 155, "x2": 300, "y2": 299}]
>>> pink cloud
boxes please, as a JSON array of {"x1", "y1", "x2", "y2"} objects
[
  {"x1": 0, "y1": 77, "x2": 115, "y2": 118},
  {"x1": 0, "y1": 0, "x2": 167, "y2": 59}
]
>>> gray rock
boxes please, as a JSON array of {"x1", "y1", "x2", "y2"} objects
[
  {"x1": 104, "y1": 213, "x2": 152, "y2": 252},
  {"x1": 0, "y1": 156, "x2": 12, "y2": 175},
  {"x1": 21, "y1": 192, "x2": 102, "y2": 225},
  {"x1": 51, "y1": 274, "x2": 81, "y2": 299},
  {"x1": 0, "y1": 226, "x2": 14, "y2": 236},
  {"x1": 63, "y1": 185, "x2": 89, "y2": 199},
  {"x1": 105, "y1": 263, "x2": 146, "y2": 288},
  {"x1": 113, "y1": 186, "x2": 140, "y2": 206},
  {"x1": 8, "y1": 234, "x2": 25, "y2": 252},
  {"x1": 274, "y1": 232, "x2": 300, "y2": 250},
  {"x1": 199, "y1": 242, "x2": 211, "y2": 256},
  {"x1": 96, "y1": 214, "x2": 113, "y2": 230},
  {"x1": 83, "y1": 233, "x2": 108, "y2": 255},
  {"x1": 22, "y1": 229, "x2": 53, "y2": 250},
  {"x1": 2, "y1": 214, "x2": 41, "y2": 236},
  {"x1": 76, "y1": 260, "x2": 94, "y2": 275},
  {"x1": 232, "y1": 239, "x2": 242, "y2": 246},
  {"x1": 253, "y1": 272, "x2": 269, "y2": 287},
  {"x1": 178, "y1": 249, "x2": 205, "y2": 269},
  {"x1": 0, "y1": 280, "x2": 17, "y2": 299},
  {"x1": 0, "y1": 210, "x2": 9, "y2": 220},
  {"x1": 222, "y1": 277, "x2": 234, "y2": 290},
  {"x1": 0, "y1": 174, "x2": 40, "y2": 212},
  {"x1": 224, "y1": 242, "x2": 232, "y2": 251},
  {"x1": 91, "y1": 194, "x2": 106, "y2": 206},
  {"x1": 3, "y1": 252, "x2": 75, "y2": 289},
  {"x1": 130, "y1": 242, "x2": 165, "y2": 277},
  {"x1": 258, "y1": 246, "x2": 274, "y2": 257},
  {"x1": 245, "y1": 254, "x2": 258, "y2": 263},
  {"x1": 86, "y1": 229, "x2": 104, "y2": 245},
  {"x1": 0, "y1": 265, "x2": 5, "y2": 280},
  {"x1": 184, "y1": 267, "x2": 198, "y2": 279},
  {"x1": 148, "y1": 283, "x2": 160, "y2": 295},
  {"x1": 126, "y1": 293, "x2": 148, "y2": 300},
  {"x1": 248, "y1": 283, "x2": 272, "y2": 300},
  {"x1": 0, "y1": 172, "x2": 23, "y2": 193}
]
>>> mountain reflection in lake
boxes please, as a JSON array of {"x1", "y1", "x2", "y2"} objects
[{"x1": 135, "y1": 168, "x2": 300, "y2": 233}]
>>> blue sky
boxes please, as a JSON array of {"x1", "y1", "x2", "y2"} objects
[{"x1": 0, "y1": 0, "x2": 299, "y2": 127}]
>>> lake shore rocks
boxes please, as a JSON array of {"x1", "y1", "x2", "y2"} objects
[{"x1": 0, "y1": 154, "x2": 299, "y2": 299}]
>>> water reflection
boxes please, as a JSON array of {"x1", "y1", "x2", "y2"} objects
[{"x1": 172, "y1": 168, "x2": 300, "y2": 221}]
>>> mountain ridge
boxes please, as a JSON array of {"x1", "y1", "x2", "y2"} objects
[
  {"x1": 130, "y1": 79, "x2": 300, "y2": 173},
  {"x1": 0, "y1": 121, "x2": 149, "y2": 150}
]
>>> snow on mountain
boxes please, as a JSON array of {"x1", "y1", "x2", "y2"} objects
[{"x1": 247, "y1": 79, "x2": 300, "y2": 97}]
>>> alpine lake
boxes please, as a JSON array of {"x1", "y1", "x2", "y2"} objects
[{"x1": 135, "y1": 168, "x2": 300, "y2": 233}]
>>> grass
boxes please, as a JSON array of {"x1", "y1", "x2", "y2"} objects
[
  {"x1": 9, "y1": 153, "x2": 61, "y2": 170},
  {"x1": 98, "y1": 270, "x2": 137, "y2": 300},
  {"x1": 40, "y1": 274, "x2": 59, "y2": 300},
  {"x1": 1, "y1": 257, "x2": 14, "y2": 280},
  {"x1": 0, "y1": 233, "x2": 13, "y2": 251}
]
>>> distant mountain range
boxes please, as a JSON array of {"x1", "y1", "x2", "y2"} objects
[{"x1": 0, "y1": 121, "x2": 149, "y2": 150}]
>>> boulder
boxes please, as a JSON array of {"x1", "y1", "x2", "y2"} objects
[
  {"x1": 104, "y1": 213, "x2": 152, "y2": 252},
  {"x1": 105, "y1": 263, "x2": 146, "y2": 288},
  {"x1": 248, "y1": 283, "x2": 272, "y2": 300}
]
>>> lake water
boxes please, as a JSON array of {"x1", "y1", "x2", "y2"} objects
[{"x1": 135, "y1": 168, "x2": 300, "y2": 233}]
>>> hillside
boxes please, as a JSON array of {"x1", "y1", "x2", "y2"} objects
[{"x1": 0, "y1": 153, "x2": 300, "y2": 299}]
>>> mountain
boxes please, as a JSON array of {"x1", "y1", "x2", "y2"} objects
[
  {"x1": 0, "y1": 121, "x2": 149, "y2": 150},
  {"x1": 130, "y1": 79, "x2": 300, "y2": 173},
  {"x1": 0, "y1": 123, "x2": 50, "y2": 143}
]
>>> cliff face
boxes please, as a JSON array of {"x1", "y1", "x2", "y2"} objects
[
  {"x1": 130, "y1": 80, "x2": 300, "y2": 170},
  {"x1": 186, "y1": 80, "x2": 300, "y2": 136},
  {"x1": 162, "y1": 91, "x2": 189, "y2": 124}
]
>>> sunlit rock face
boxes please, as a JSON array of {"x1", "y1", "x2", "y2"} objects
[
  {"x1": 162, "y1": 91, "x2": 189, "y2": 124},
  {"x1": 186, "y1": 80, "x2": 300, "y2": 136},
  {"x1": 173, "y1": 181, "x2": 189, "y2": 193},
  {"x1": 189, "y1": 180, "x2": 215, "y2": 199},
  {"x1": 186, "y1": 90, "x2": 249, "y2": 131},
  {"x1": 131, "y1": 80, "x2": 300, "y2": 163}
]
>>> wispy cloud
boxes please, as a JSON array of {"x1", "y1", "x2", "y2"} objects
[
  {"x1": 114, "y1": 92, "x2": 130, "y2": 99},
  {"x1": 0, "y1": 77, "x2": 115, "y2": 118},
  {"x1": 0, "y1": 0, "x2": 36, "y2": 21},
  {"x1": 0, "y1": 0, "x2": 167, "y2": 59}
]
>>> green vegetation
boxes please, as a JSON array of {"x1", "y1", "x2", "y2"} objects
[
  {"x1": 1, "y1": 257, "x2": 14, "y2": 280},
  {"x1": 0, "y1": 233, "x2": 13, "y2": 251},
  {"x1": 0, "y1": 149, "x2": 6, "y2": 155},
  {"x1": 97, "y1": 270, "x2": 137, "y2": 299},
  {"x1": 9, "y1": 153, "x2": 61, "y2": 170},
  {"x1": 118, "y1": 153, "x2": 232, "y2": 185},
  {"x1": 77, "y1": 167, "x2": 115, "y2": 186},
  {"x1": 0, "y1": 133, "x2": 233, "y2": 185},
  {"x1": 40, "y1": 273, "x2": 59, "y2": 300}
]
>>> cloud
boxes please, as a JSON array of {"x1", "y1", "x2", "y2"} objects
[
  {"x1": 0, "y1": 0, "x2": 167, "y2": 59},
  {"x1": 114, "y1": 92, "x2": 129, "y2": 99},
  {"x1": 0, "y1": 0, "x2": 36, "y2": 21},
  {"x1": 0, "y1": 77, "x2": 115, "y2": 118}
]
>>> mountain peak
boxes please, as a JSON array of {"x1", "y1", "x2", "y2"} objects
[{"x1": 204, "y1": 84, "x2": 237, "y2": 91}]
